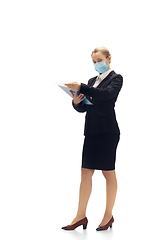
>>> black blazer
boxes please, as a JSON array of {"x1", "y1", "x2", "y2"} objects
[{"x1": 72, "y1": 70, "x2": 123, "y2": 136}]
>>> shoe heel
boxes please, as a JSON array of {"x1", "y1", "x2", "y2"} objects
[
  {"x1": 83, "y1": 223, "x2": 87, "y2": 230},
  {"x1": 110, "y1": 224, "x2": 112, "y2": 228}
]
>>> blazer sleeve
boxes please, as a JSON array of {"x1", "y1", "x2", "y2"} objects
[
  {"x1": 72, "y1": 100, "x2": 88, "y2": 113},
  {"x1": 79, "y1": 75, "x2": 123, "y2": 100}
]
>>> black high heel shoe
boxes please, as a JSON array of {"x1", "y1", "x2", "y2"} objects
[
  {"x1": 96, "y1": 216, "x2": 114, "y2": 231},
  {"x1": 62, "y1": 217, "x2": 88, "y2": 230}
]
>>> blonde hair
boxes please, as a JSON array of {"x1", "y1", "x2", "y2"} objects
[{"x1": 91, "y1": 46, "x2": 111, "y2": 62}]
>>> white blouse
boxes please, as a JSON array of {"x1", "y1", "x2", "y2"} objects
[{"x1": 93, "y1": 68, "x2": 113, "y2": 88}]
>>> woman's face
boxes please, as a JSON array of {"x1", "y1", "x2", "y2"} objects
[{"x1": 91, "y1": 51, "x2": 111, "y2": 68}]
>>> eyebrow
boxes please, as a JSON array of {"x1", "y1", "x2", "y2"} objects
[{"x1": 93, "y1": 58, "x2": 102, "y2": 62}]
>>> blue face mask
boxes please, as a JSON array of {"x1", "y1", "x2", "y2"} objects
[{"x1": 94, "y1": 61, "x2": 108, "y2": 73}]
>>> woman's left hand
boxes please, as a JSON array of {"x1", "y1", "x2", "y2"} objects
[{"x1": 65, "y1": 82, "x2": 81, "y2": 92}]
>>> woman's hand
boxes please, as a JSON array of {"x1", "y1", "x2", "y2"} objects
[
  {"x1": 70, "y1": 91, "x2": 86, "y2": 105},
  {"x1": 65, "y1": 82, "x2": 81, "y2": 92}
]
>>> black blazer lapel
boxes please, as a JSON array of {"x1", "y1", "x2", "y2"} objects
[
  {"x1": 88, "y1": 71, "x2": 116, "y2": 89},
  {"x1": 89, "y1": 77, "x2": 97, "y2": 87},
  {"x1": 97, "y1": 71, "x2": 115, "y2": 88}
]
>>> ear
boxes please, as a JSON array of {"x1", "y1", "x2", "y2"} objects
[{"x1": 108, "y1": 56, "x2": 111, "y2": 63}]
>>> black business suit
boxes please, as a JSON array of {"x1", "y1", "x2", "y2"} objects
[{"x1": 72, "y1": 70, "x2": 123, "y2": 171}]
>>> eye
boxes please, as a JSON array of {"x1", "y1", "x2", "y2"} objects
[{"x1": 98, "y1": 59, "x2": 102, "y2": 62}]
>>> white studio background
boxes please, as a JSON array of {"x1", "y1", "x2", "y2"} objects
[{"x1": 0, "y1": 0, "x2": 160, "y2": 240}]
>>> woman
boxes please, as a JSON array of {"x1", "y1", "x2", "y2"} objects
[{"x1": 62, "y1": 46, "x2": 123, "y2": 231}]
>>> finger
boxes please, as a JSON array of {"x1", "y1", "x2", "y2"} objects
[
  {"x1": 79, "y1": 94, "x2": 85, "y2": 99},
  {"x1": 65, "y1": 82, "x2": 75, "y2": 86},
  {"x1": 81, "y1": 96, "x2": 86, "y2": 101},
  {"x1": 70, "y1": 91, "x2": 74, "y2": 97},
  {"x1": 77, "y1": 95, "x2": 83, "y2": 100},
  {"x1": 65, "y1": 82, "x2": 77, "y2": 87},
  {"x1": 67, "y1": 84, "x2": 73, "y2": 90},
  {"x1": 65, "y1": 83, "x2": 71, "y2": 88},
  {"x1": 78, "y1": 96, "x2": 86, "y2": 103}
]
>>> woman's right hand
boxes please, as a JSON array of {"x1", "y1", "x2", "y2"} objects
[{"x1": 70, "y1": 91, "x2": 86, "y2": 105}]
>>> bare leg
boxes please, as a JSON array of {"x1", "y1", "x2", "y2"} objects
[
  {"x1": 71, "y1": 168, "x2": 94, "y2": 225},
  {"x1": 99, "y1": 170, "x2": 118, "y2": 226}
]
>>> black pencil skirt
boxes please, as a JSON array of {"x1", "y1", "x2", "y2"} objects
[{"x1": 82, "y1": 133, "x2": 120, "y2": 171}]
